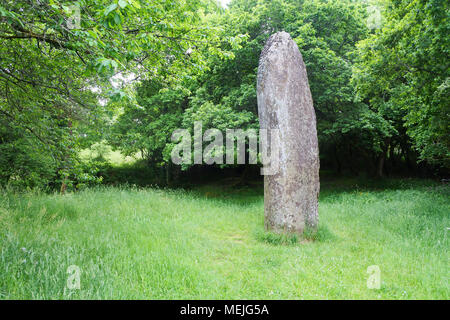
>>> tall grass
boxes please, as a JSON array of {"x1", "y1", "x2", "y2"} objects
[{"x1": 0, "y1": 179, "x2": 448, "y2": 299}]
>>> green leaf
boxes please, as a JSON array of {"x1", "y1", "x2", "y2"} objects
[{"x1": 105, "y1": 3, "x2": 117, "y2": 16}]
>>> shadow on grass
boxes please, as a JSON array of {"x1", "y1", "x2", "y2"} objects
[
  {"x1": 254, "y1": 224, "x2": 336, "y2": 246},
  {"x1": 184, "y1": 176, "x2": 443, "y2": 209},
  {"x1": 320, "y1": 175, "x2": 441, "y2": 194},
  {"x1": 101, "y1": 162, "x2": 443, "y2": 202}
]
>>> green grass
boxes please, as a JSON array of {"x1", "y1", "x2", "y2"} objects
[{"x1": 0, "y1": 178, "x2": 448, "y2": 299}]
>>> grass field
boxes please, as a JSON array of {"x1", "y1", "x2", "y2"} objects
[{"x1": 0, "y1": 178, "x2": 448, "y2": 299}]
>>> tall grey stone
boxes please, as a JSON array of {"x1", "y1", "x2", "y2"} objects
[{"x1": 257, "y1": 31, "x2": 320, "y2": 234}]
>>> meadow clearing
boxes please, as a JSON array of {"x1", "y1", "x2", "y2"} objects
[{"x1": 0, "y1": 178, "x2": 448, "y2": 299}]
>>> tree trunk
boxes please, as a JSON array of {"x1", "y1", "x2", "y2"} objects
[
  {"x1": 60, "y1": 119, "x2": 72, "y2": 195},
  {"x1": 377, "y1": 153, "x2": 385, "y2": 178},
  {"x1": 334, "y1": 143, "x2": 342, "y2": 174},
  {"x1": 377, "y1": 139, "x2": 390, "y2": 178},
  {"x1": 165, "y1": 164, "x2": 170, "y2": 186}
]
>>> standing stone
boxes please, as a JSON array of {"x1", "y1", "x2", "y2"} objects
[{"x1": 257, "y1": 31, "x2": 320, "y2": 234}]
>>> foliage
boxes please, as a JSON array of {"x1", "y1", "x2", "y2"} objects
[
  {"x1": 117, "y1": 0, "x2": 381, "y2": 175},
  {"x1": 352, "y1": 0, "x2": 449, "y2": 168},
  {"x1": 0, "y1": 120, "x2": 58, "y2": 188},
  {"x1": 0, "y1": 0, "x2": 238, "y2": 189},
  {"x1": 0, "y1": 0, "x2": 448, "y2": 190},
  {"x1": 109, "y1": 80, "x2": 189, "y2": 166}
]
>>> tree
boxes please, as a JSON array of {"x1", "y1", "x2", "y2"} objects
[
  {"x1": 0, "y1": 0, "x2": 235, "y2": 189},
  {"x1": 109, "y1": 80, "x2": 188, "y2": 165},
  {"x1": 167, "y1": 0, "x2": 372, "y2": 175},
  {"x1": 353, "y1": 0, "x2": 449, "y2": 170}
]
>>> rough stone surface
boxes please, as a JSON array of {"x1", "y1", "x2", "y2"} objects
[{"x1": 257, "y1": 31, "x2": 320, "y2": 234}]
